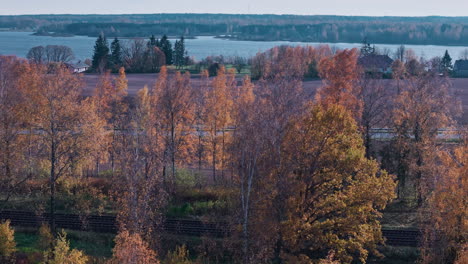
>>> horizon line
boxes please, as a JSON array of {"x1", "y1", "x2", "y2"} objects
[{"x1": 1, "y1": 13, "x2": 468, "y2": 18}]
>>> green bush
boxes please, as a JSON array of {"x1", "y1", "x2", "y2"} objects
[
  {"x1": 167, "y1": 203, "x2": 194, "y2": 218},
  {"x1": 176, "y1": 169, "x2": 197, "y2": 189}
]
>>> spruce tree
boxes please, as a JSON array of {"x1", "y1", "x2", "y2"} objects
[
  {"x1": 441, "y1": 50, "x2": 453, "y2": 75},
  {"x1": 148, "y1": 35, "x2": 159, "y2": 47},
  {"x1": 173, "y1": 36, "x2": 186, "y2": 69},
  {"x1": 160, "y1": 35, "x2": 173, "y2": 65},
  {"x1": 360, "y1": 37, "x2": 375, "y2": 56},
  {"x1": 110, "y1": 37, "x2": 123, "y2": 71},
  {"x1": 92, "y1": 33, "x2": 110, "y2": 73}
]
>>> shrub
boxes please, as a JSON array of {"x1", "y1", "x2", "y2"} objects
[
  {"x1": 108, "y1": 230, "x2": 159, "y2": 264},
  {"x1": 167, "y1": 203, "x2": 194, "y2": 218},
  {"x1": 208, "y1": 63, "x2": 221, "y2": 77},
  {"x1": 176, "y1": 169, "x2": 197, "y2": 189},
  {"x1": 37, "y1": 223, "x2": 54, "y2": 251},
  {"x1": 0, "y1": 220, "x2": 16, "y2": 258},
  {"x1": 165, "y1": 244, "x2": 192, "y2": 264},
  {"x1": 43, "y1": 230, "x2": 88, "y2": 264}
]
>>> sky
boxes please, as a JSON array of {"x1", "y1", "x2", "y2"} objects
[{"x1": 2, "y1": 0, "x2": 468, "y2": 16}]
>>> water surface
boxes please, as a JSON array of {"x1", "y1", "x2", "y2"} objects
[{"x1": 1, "y1": 32, "x2": 468, "y2": 61}]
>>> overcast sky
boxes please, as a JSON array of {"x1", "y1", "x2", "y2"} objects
[{"x1": 2, "y1": 0, "x2": 468, "y2": 16}]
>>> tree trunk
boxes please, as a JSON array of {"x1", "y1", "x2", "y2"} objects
[
  {"x1": 221, "y1": 129, "x2": 225, "y2": 180},
  {"x1": 50, "y1": 139, "x2": 56, "y2": 235},
  {"x1": 365, "y1": 124, "x2": 372, "y2": 159},
  {"x1": 96, "y1": 157, "x2": 100, "y2": 177},
  {"x1": 212, "y1": 142, "x2": 217, "y2": 184},
  {"x1": 171, "y1": 115, "x2": 176, "y2": 183}
]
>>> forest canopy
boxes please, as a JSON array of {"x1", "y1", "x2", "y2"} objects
[{"x1": 4, "y1": 14, "x2": 468, "y2": 45}]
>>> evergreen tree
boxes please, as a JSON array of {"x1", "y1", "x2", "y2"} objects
[
  {"x1": 173, "y1": 36, "x2": 186, "y2": 69},
  {"x1": 92, "y1": 33, "x2": 110, "y2": 73},
  {"x1": 360, "y1": 37, "x2": 375, "y2": 57},
  {"x1": 148, "y1": 35, "x2": 159, "y2": 47},
  {"x1": 441, "y1": 50, "x2": 453, "y2": 74},
  {"x1": 160, "y1": 35, "x2": 173, "y2": 65},
  {"x1": 110, "y1": 37, "x2": 123, "y2": 71}
]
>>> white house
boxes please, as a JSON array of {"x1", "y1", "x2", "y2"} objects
[{"x1": 66, "y1": 61, "x2": 90, "y2": 73}]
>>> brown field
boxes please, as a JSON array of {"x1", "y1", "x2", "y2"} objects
[{"x1": 82, "y1": 74, "x2": 468, "y2": 125}]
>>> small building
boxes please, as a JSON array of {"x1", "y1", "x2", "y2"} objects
[
  {"x1": 66, "y1": 61, "x2": 90, "y2": 73},
  {"x1": 358, "y1": 54, "x2": 394, "y2": 74},
  {"x1": 454, "y1": 60, "x2": 468, "y2": 77}
]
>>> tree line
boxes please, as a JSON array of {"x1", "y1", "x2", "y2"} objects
[
  {"x1": 0, "y1": 44, "x2": 466, "y2": 263},
  {"x1": 31, "y1": 20, "x2": 468, "y2": 45},
  {"x1": 92, "y1": 34, "x2": 190, "y2": 73}
]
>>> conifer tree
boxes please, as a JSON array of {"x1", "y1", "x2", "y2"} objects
[
  {"x1": 441, "y1": 50, "x2": 453, "y2": 75},
  {"x1": 148, "y1": 35, "x2": 159, "y2": 47},
  {"x1": 173, "y1": 36, "x2": 186, "y2": 69},
  {"x1": 360, "y1": 37, "x2": 375, "y2": 56},
  {"x1": 92, "y1": 33, "x2": 110, "y2": 73},
  {"x1": 110, "y1": 37, "x2": 123, "y2": 71},
  {"x1": 160, "y1": 35, "x2": 173, "y2": 65}
]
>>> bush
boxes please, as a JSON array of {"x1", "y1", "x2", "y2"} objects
[
  {"x1": 176, "y1": 169, "x2": 197, "y2": 189},
  {"x1": 208, "y1": 63, "x2": 221, "y2": 77},
  {"x1": 43, "y1": 230, "x2": 88, "y2": 264},
  {"x1": 165, "y1": 244, "x2": 192, "y2": 264},
  {"x1": 167, "y1": 203, "x2": 194, "y2": 218},
  {"x1": 0, "y1": 220, "x2": 16, "y2": 258},
  {"x1": 108, "y1": 230, "x2": 159, "y2": 264},
  {"x1": 37, "y1": 224, "x2": 53, "y2": 251}
]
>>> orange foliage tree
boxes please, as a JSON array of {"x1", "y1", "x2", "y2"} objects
[
  {"x1": 420, "y1": 135, "x2": 467, "y2": 264},
  {"x1": 391, "y1": 73, "x2": 459, "y2": 203},
  {"x1": 204, "y1": 66, "x2": 233, "y2": 183},
  {"x1": 317, "y1": 48, "x2": 362, "y2": 120},
  {"x1": 19, "y1": 65, "x2": 87, "y2": 233},
  {"x1": 0, "y1": 56, "x2": 33, "y2": 210},
  {"x1": 113, "y1": 86, "x2": 167, "y2": 249},
  {"x1": 108, "y1": 230, "x2": 159, "y2": 264},
  {"x1": 92, "y1": 67, "x2": 128, "y2": 175},
  {"x1": 152, "y1": 66, "x2": 194, "y2": 184}
]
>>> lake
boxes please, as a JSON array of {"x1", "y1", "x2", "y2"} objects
[{"x1": 1, "y1": 31, "x2": 468, "y2": 62}]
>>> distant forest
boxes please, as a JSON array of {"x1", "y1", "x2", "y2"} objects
[{"x1": 4, "y1": 14, "x2": 468, "y2": 45}]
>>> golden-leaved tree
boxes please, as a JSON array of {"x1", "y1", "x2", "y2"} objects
[
  {"x1": 152, "y1": 66, "x2": 194, "y2": 184},
  {"x1": 204, "y1": 66, "x2": 233, "y2": 182},
  {"x1": 0, "y1": 56, "x2": 32, "y2": 211},
  {"x1": 420, "y1": 134, "x2": 467, "y2": 264},
  {"x1": 108, "y1": 230, "x2": 159, "y2": 264},
  {"x1": 281, "y1": 104, "x2": 396, "y2": 263},
  {"x1": 20, "y1": 65, "x2": 87, "y2": 233},
  {"x1": 43, "y1": 231, "x2": 88, "y2": 264},
  {"x1": 93, "y1": 68, "x2": 129, "y2": 175},
  {"x1": 391, "y1": 73, "x2": 459, "y2": 203},
  {"x1": 112, "y1": 86, "x2": 167, "y2": 252}
]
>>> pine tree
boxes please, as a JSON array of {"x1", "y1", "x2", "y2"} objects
[
  {"x1": 110, "y1": 37, "x2": 123, "y2": 71},
  {"x1": 92, "y1": 33, "x2": 110, "y2": 73},
  {"x1": 441, "y1": 50, "x2": 453, "y2": 75},
  {"x1": 160, "y1": 35, "x2": 173, "y2": 65}
]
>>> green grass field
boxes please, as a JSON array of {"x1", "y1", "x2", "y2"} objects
[{"x1": 14, "y1": 227, "x2": 114, "y2": 259}]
